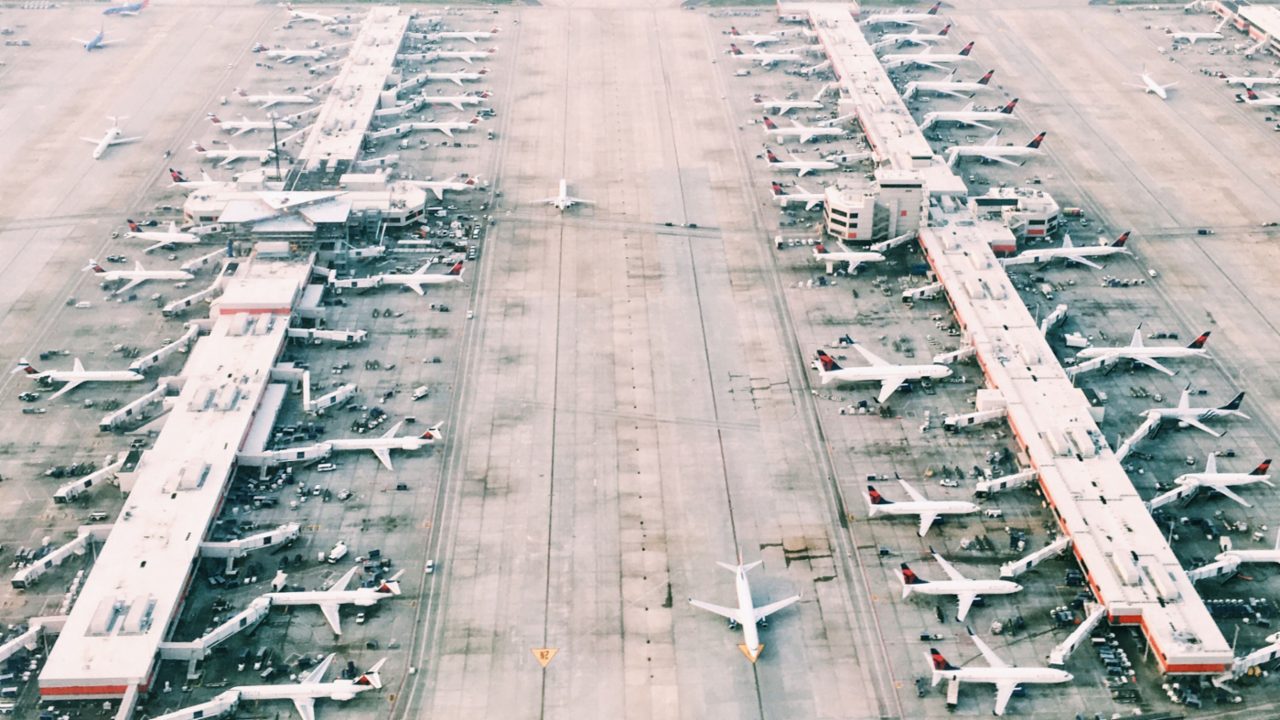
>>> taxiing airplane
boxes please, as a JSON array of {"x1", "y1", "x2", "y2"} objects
[
  {"x1": 84, "y1": 258, "x2": 194, "y2": 295},
  {"x1": 1000, "y1": 231, "x2": 1130, "y2": 270},
  {"x1": 882, "y1": 41, "x2": 974, "y2": 71},
  {"x1": 770, "y1": 182, "x2": 825, "y2": 211},
  {"x1": 729, "y1": 43, "x2": 805, "y2": 68},
  {"x1": 81, "y1": 117, "x2": 141, "y2": 160},
  {"x1": 1074, "y1": 326, "x2": 1211, "y2": 376},
  {"x1": 283, "y1": 2, "x2": 339, "y2": 25},
  {"x1": 125, "y1": 220, "x2": 200, "y2": 253},
  {"x1": 405, "y1": 176, "x2": 479, "y2": 201},
  {"x1": 209, "y1": 113, "x2": 292, "y2": 137},
  {"x1": 946, "y1": 131, "x2": 1046, "y2": 168},
  {"x1": 327, "y1": 421, "x2": 443, "y2": 471},
  {"x1": 872, "y1": 23, "x2": 951, "y2": 51},
  {"x1": 752, "y1": 84, "x2": 829, "y2": 116},
  {"x1": 1139, "y1": 386, "x2": 1247, "y2": 438},
  {"x1": 430, "y1": 27, "x2": 499, "y2": 44},
  {"x1": 689, "y1": 556, "x2": 800, "y2": 663},
  {"x1": 418, "y1": 90, "x2": 491, "y2": 111},
  {"x1": 422, "y1": 69, "x2": 488, "y2": 87},
  {"x1": 191, "y1": 141, "x2": 276, "y2": 168},
  {"x1": 867, "y1": 477, "x2": 980, "y2": 537},
  {"x1": 1242, "y1": 87, "x2": 1280, "y2": 108},
  {"x1": 266, "y1": 566, "x2": 404, "y2": 635},
  {"x1": 103, "y1": 0, "x2": 148, "y2": 16},
  {"x1": 1130, "y1": 70, "x2": 1177, "y2": 100},
  {"x1": 920, "y1": 98, "x2": 1017, "y2": 131},
  {"x1": 812, "y1": 243, "x2": 884, "y2": 273},
  {"x1": 814, "y1": 340, "x2": 951, "y2": 403},
  {"x1": 861, "y1": 1, "x2": 943, "y2": 29},
  {"x1": 12, "y1": 358, "x2": 143, "y2": 400},
  {"x1": 901, "y1": 549, "x2": 1022, "y2": 621},
  {"x1": 74, "y1": 28, "x2": 116, "y2": 51},
  {"x1": 929, "y1": 628, "x2": 1073, "y2": 716},
  {"x1": 266, "y1": 47, "x2": 328, "y2": 63},
  {"x1": 761, "y1": 115, "x2": 846, "y2": 143},
  {"x1": 536, "y1": 178, "x2": 594, "y2": 211},
  {"x1": 729, "y1": 25, "x2": 782, "y2": 47},
  {"x1": 903, "y1": 69, "x2": 995, "y2": 99},
  {"x1": 1173, "y1": 454, "x2": 1272, "y2": 508},
  {"x1": 1169, "y1": 15, "x2": 1229, "y2": 43},
  {"x1": 381, "y1": 261, "x2": 465, "y2": 296},
  {"x1": 764, "y1": 147, "x2": 838, "y2": 177},
  {"x1": 235, "y1": 87, "x2": 315, "y2": 109}
]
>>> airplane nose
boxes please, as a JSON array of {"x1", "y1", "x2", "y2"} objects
[{"x1": 1013, "y1": 584, "x2": 1023, "y2": 592}]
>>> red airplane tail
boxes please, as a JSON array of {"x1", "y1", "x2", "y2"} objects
[
  {"x1": 761, "y1": 115, "x2": 778, "y2": 129},
  {"x1": 447, "y1": 262, "x2": 464, "y2": 276},
  {"x1": 765, "y1": 148, "x2": 780, "y2": 163},
  {"x1": 930, "y1": 649, "x2": 958, "y2": 671},
  {"x1": 1001, "y1": 98, "x2": 1018, "y2": 114},
  {"x1": 1187, "y1": 331, "x2": 1211, "y2": 349},
  {"x1": 814, "y1": 243, "x2": 830, "y2": 254},
  {"x1": 1252, "y1": 459, "x2": 1272, "y2": 476},
  {"x1": 816, "y1": 349, "x2": 841, "y2": 371},
  {"x1": 938, "y1": 23, "x2": 951, "y2": 36},
  {"x1": 867, "y1": 486, "x2": 892, "y2": 505},
  {"x1": 1027, "y1": 131, "x2": 1047, "y2": 149},
  {"x1": 977, "y1": 69, "x2": 994, "y2": 85},
  {"x1": 208, "y1": 113, "x2": 222, "y2": 124},
  {"x1": 927, "y1": 1, "x2": 941, "y2": 15},
  {"x1": 901, "y1": 564, "x2": 927, "y2": 585},
  {"x1": 126, "y1": 219, "x2": 141, "y2": 232},
  {"x1": 169, "y1": 168, "x2": 186, "y2": 182},
  {"x1": 770, "y1": 181, "x2": 786, "y2": 196},
  {"x1": 958, "y1": 41, "x2": 974, "y2": 56},
  {"x1": 730, "y1": 43, "x2": 744, "y2": 55},
  {"x1": 1112, "y1": 231, "x2": 1130, "y2": 248}
]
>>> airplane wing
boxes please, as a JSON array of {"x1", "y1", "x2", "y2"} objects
[
  {"x1": 447, "y1": 99, "x2": 465, "y2": 110},
  {"x1": 49, "y1": 379, "x2": 84, "y2": 400},
  {"x1": 796, "y1": 167, "x2": 812, "y2": 177},
  {"x1": 877, "y1": 378, "x2": 905, "y2": 404},
  {"x1": 1130, "y1": 355, "x2": 1175, "y2": 376},
  {"x1": 144, "y1": 240, "x2": 171, "y2": 254},
  {"x1": 110, "y1": 136, "x2": 143, "y2": 146},
  {"x1": 955, "y1": 592, "x2": 977, "y2": 621},
  {"x1": 935, "y1": 87, "x2": 969, "y2": 99},
  {"x1": 690, "y1": 599, "x2": 739, "y2": 621},
  {"x1": 1179, "y1": 417, "x2": 1223, "y2": 438},
  {"x1": 80, "y1": 136, "x2": 103, "y2": 144},
  {"x1": 1205, "y1": 453, "x2": 1217, "y2": 474},
  {"x1": 437, "y1": 127, "x2": 455, "y2": 138},
  {"x1": 232, "y1": 126, "x2": 252, "y2": 137},
  {"x1": 804, "y1": 198, "x2": 822, "y2": 211},
  {"x1": 931, "y1": 553, "x2": 967, "y2": 582},
  {"x1": 217, "y1": 156, "x2": 237, "y2": 168},
  {"x1": 851, "y1": 342, "x2": 890, "y2": 367},
  {"x1": 917, "y1": 512, "x2": 938, "y2": 537},
  {"x1": 116, "y1": 277, "x2": 146, "y2": 295},
  {"x1": 1208, "y1": 484, "x2": 1252, "y2": 508},
  {"x1": 428, "y1": 186, "x2": 445, "y2": 201},
  {"x1": 1065, "y1": 255, "x2": 1103, "y2": 270},
  {"x1": 969, "y1": 630, "x2": 1008, "y2": 668},
  {"x1": 303, "y1": 653, "x2": 335, "y2": 684},
  {"x1": 915, "y1": 60, "x2": 951, "y2": 71},
  {"x1": 993, "y1": 681, "x2": 1017, "y2": 717},
  {"x1": 983, "y1": 153, "x2": 1022, "y2": 167},
  {"x1": 318, "y1": 602, "x2": 343, "y2": 635},
  {"x1": 449, "y1": 77, "x2": 464, "y2": 87},
  {"x1": 565, "y1": 196, "x2": 594, "y2": 205},
  {"x1": 898, "y1": 477, "x2": 927, "y2": 502},
  {"x1": 291, "y1": 698, "x2": 317, "y2": 720},
  {"x1": 404, "y1": 282, "x2": 426, "y2": 296},
  {"x1": 371, "y1": 447, "x2": 394, "y2": 471},
  {"x1": 754, "y1": 594, "x2": 801, "y2": 622}
]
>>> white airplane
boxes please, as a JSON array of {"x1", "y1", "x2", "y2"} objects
[
  {"x1": 415, "y1": 115, "x2": 482, "y2": 138},
  {"x1": 729, "y1": 25, "x2": 782, "y2": 47},
  {"x1": 81, "y1": 117, "x2": 141, "y2": 160},
  {"x1": 327, "y1": 421, "x2": 443, "y2": 471},
  {"x1": 728, "y1": 43, "x2": 805, "y2": 68},
  {"x1": 761, "y1": 115, "x2": 847, "y2": 143},
  {"x1": 168, "y1": 167, "x2": 225, "y2": 189},
  {"x1": 764, "y1": 147, "x2": 838, "y2": 177},
  {"x1": 208, "y1": 113, "x2": 292, "y2": 137},
  {"x1": 688, "y1": 556, "x2": 800, "y2": 663},
  {"x1": 1001, "y1": 231, "x2": 1130, "y2": 270},
  {"x1": 752, "y1": 84, "x2": 829, "y2": 116},
  {"x1": 405, "y1": 176, "x2": 479, "y2": 201},
  {"x1": 1216, "y1": 528, "x2": 1280, "y2": 567},
  {"x1": 1225, "y1": 75, "x2": 1280, "y2": 89},
  {"x1": 861, "y1": 1, "x2": 943, "y2": 29},
  {"x1": 929, "y1": 628, "x2": 1073, "y2": 716},
  {"x1": 149, "y1": 654, "x2": 386, "y2": 720},
  {"x1": 867, "y1": 478, "x2": 980, "y2": 537},
  {"x1": 814, "y1": 341, "x2": 952, "y2": 404},
  {"x1": 812, "y1": 243, "x2": 885, "y2": 274},
  {"x1": 946, "y1": 131, "x2": 1047, "y2": 168},
  {"x1": 1173, "y1": 454, "x2": 1272, "y2": 508},
  {"x1": 1074, "y1": 326, "x2": 1211, "y2": 376},
  {"x1": 381, "y1": 261, "x2": 465, "y2": 296},
  {"x1": 84, "y1": 258, "x2": 194, "y2": 295},
  {"x1": 12, "y1": 358, "x2": 143, "y2": 400},
  {"x1": 1169, "y1": 15, "x2": 1229, "y2": 43},
  {"x1": 900, "y1": 549, "x2": 1022, "y2": 621},
  {"x1": 191, "y1": 141, "x2": 276, "y2": 168},
  {"x1": 125, "y1": 219, "x2": 200, "y2": 253},
  {"x1": 1139, "y1": 387, "x2": 1247, "y2": 438},
  {"x1": 920, "y1": 98, "x2": 1018, "y2": 131},
  {"x1": 536, "y1": 178, "x2": 594, "y2": 211},
  {"x1": 266, "y1": 566, "x2": 405, "y2": 635},
  {"x1": 431, "y1": 48, "x2": 495, "y2": 64},
  {"x1": 1129, "y1": 70, "x2": 1177, "y2": 100},
  {"x1": 102, "y1": 0, "x2": 149, "y2": 17},
  {"x1": 430, "y1": 27, "x2": 499, "y2": 44},
  {"x1": 266, "y1": 47, "x2": 328, "y2": 63},
  {"x1": 903, "y1": 69, "x2": 995, "y2": 99},
  {"x1": 1242, "y1": 87, "x2": 1280, "y2": 108},
  {"x1": 418, "y1": 90, "x2": 490, "y2": 111},
  {"x1": 423, "y1": 69, "x2": 488, "y2": 87},
  {"x1": 872, "y1": 23, "x2": 951, "y2": 50},
  {"x1": 73, "y1": 28, "x2": 116, "y2": 51},
  {"x1": 770, "y1": 182, "x2": 825, "y2": 211},
  {"x1": 882, "y1": 41, "x2": 974, "y2": 71},
  {"x1": 235, "y1": 87, "x2": 315, "y2": 110},
  {"x1": 282, "y1": 2, "x2": 338, "y2": 25}
]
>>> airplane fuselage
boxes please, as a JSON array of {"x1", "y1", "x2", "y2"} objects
[
  {"x1": 869, "y1": 498, "x2": 977, "y2": 518},
  {"x1": 820, "y1": 364, "x2": 951, "y2": 387},
  {"x1": 937, "y1": 666, "x2": 1073, "y2": 687}
]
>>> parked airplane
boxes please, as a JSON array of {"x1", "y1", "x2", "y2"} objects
[
  {"x1": 861, "y1": 1, "x2": 943, "y2": 29},
  {"x1": 418, "y1": 90, "x2": 491, "y2": 111},
  {"x1": 209, "y1": 113, "x2": 292, "y2": 137},
  {"x1": 169, "y1": 168, "x2": 224, "y2": 189},
  {"x1": 1169, "y1": 15, "x2": 1229, "y2": 43},
  {"x1": 103, "y1": 0, "x2": 148, "y2": 16},
  {"x1": 867, "y1": 478, "x2": 979, "y2": 536},
  {"x1": 770, "y1": 182, "x2": 825, "y2": 211},
  {"x1": 235, "y1": 87, "x2": 315, "y2": 109},
  {"x1": 266, "y1": 566, "x2": 404, "y2": 635},
  {"x1": 1000, "y1": 231, "x2": 1130, "y2": 270},
  {"x1": 191, "y1": 141, "x2": 276, "y2": 168},
  {"x1": 12, "y1": 358, "x2": 143, "y2": 400},
  {"x1": 1242, "y1": 87, "x2": 1280, "y2": 108},
  {"x1": 920, "y1": 98, "x2": 1017, "y2": 131},
  {"x1": 81, "y1": 117, "x2": 140, "y2": 160},
  {"x1": 812, "y1": 244, "x2": 885, "y2": 273},
  {"x1": 762, "y1": 115, "x2": 846, "y2": 143},
  {"x1": 752, "y1": 84, "x2": 829, "y2": 115},
  {"x1": 814, "y1": 340, "x2": 951, "y2": 403},
  {"x1": 415, "y1": 115, "x2": 482, "y2": 138},
  {"x1": 423, "y1": 69, "x2": 488, "y2": 86},
  {"x1": 1215, "y1": 528, "x2": 1280, "y2": 567},
  {"x1": 882, "y1": 41, "x2": 974, "y2": 71},
  {"x1": 729, "y1": 25, "x2": 782, "y2": 47},
  {"x1": 903, "y1": 69, "x2": 995, "y2": 99},
  {"x1": 432, "y1": 48, "x2": 495, "y2": 64},
  {"x1": 688, "y1": 555, "x2": 800, "y2": 662},
  {"x1": 1130, "y1": 70, "x2": 1176, "y2": 99},
  {"x1": 405, "y1": 176, "x2": 479, "y2": 201},
  {"x1": 327, "y1": 421, "x2": 443, "y2": 471},
  {"x1": 536, "y1": 178, "x2": 594, "y2": 211},
  {"x1": 872, "y1": 23, "x2": 950, "y2": 50},
  {"x1": 946, "y1": 131, "x2": 1046, "y2": 168},
  {"x1": 74, "y1": 28, "x2": 115, "y2": 51},
  {"x1": 430, "y1": 27, "x2": 499, "y2": 44},
  {"x1": 764, "y1": 147, "x2": 838, "y2": 177},
  {"x1": 266, "y1": 47, "x2": 328, "y2": 63},
  {"x1": 929, "y1": 628, "x2": 1073, "y2": 716},
  {"x1": 283, "y1": 2, "x2": 338, "y2": 25},
  {"x1": 1174, "y1": 455, "x2": 1272, "y2": 507},
  {"x1": 729, "y1": 43, "x2": 805, "y2": 68},
  {"x1": 900, "y1": 549, "x2": 1022, "y2": 621},
  {"x1": 1074, "y1": 326, "x2": 1211, "y2": 376},
  {"x1": 381, "y1": 261, "x2": 465, "y2": 296},
  {"x1": 1139, "y1": 386, "x2": 1247, "y2": 438},
  {"x1": 125, "y1": 220, "x2": 200, "y2": 253},
  {"x1": 1224, "y1": 75, "x2": 1280, "y2": 88},
  {"x1": 84, "y1": 258, "x2": 194, "y2": 294}
]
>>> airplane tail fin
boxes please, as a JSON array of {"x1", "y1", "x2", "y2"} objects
[
  {"x1": 207, "y1": 113, "x2": 221, "y2": 124},
  {"x1": 11, "y1": 360, "x2": 37, "y2": 375},
  {"x1": 377, "y1": 570, "x2": 406, "y2": 595},
  {"x1": 1251, "y1": 459, "x2": 1272, "y2": 476},
  {"x1": 421, "y1": 422, "x2": 444, "y2": 441},
  {"x1": 928, "y1": 1, "x2": 941, "y2": 14},
  {"x1": 1001, "y1": 98, "x2": 1018, "y2": 114},
  {"x1": 191, "y1": 141, "x2": 207, "y2": 153},
  {"x1": 84, "y1": 259, "x2": 106, "y2": 274},
  {"x1": 1247, "y1": 88, "x2": 1260, "y2": 101},
  {"x1": 1221, "y1": 392, "x2": 1245, "y2": 412},
  {"x1": 929, "y1": 648, "x2": 958, "y2": 686},
  {"x1": 1188, "y1": 331, "x2": 1211, "y2": 349},
  {"x1": 730, "y1": 43, "x2": 743, "y2": 55},
  {"x1": 716, "y1": 559, "x2": 763, "y2": 574},
  {"x1": 1112, "y1": 231, "x2": 1130, "y2": 248},
  {"x1": 959, "y1": 41, "x2": 974, "y2": 56},
  {"x1": 814, "y1": 243, "x2": 830, "y2": 255},
  {"x1": 1027, "y1": 131, "x2": 1047, "y2": 149},
  {"x1": 127, "y1": 219, "x2": 141, "y2": 232},
  {"x1": 867, "y1": 485, "x2": 893, "y2": 507},
  {"x1": 730, "y1": 25, "x2": 741, "y2": 36},
  {"x1": 355, "y1": 658, "x2": 388, "y2": 689},
  {"x1": 815, "y1": 349, "x2": 842, "y2": 371},
  {"x1": 977, "y1": 69, "x2": 995, "y2": 85},
  {"x1": 169, "y1": 168, "x2": 187, "y2": 183},
  {"x1": 770, "y1": 181, "x2": 786, "y2": 196},
  {"x1": 765, "y1": 148, "x2": 780, "y2": 163},
  {"x1": 900, "y1": 563, "x2": 926, "y2": 597},
  {"x1": 447, "y1": 261, "x2": 465, "y2": 277},
  {"x1": 939, "y1": 23, "x2": 951, "y2": 36},
  {"x1": 762, "y1": 115, "x2": 778, "y2": 129}
]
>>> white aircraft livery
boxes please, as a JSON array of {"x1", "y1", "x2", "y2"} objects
[
  {"x1": 929, "y1": 628, "x2": 1073, "y2": 716},
  {"x1": 689, "y1": 556, "x2": 800, "y2": 662}
]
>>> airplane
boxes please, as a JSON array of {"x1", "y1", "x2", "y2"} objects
[
  {"x1": 770, "y1": 182, "x2": 825, "y2": 211},
  {"x1": 867, "y1": 478, "x2": 980, "y2": 537},
  {"x1": 235, "y1": 87, "x2": 315, "y2": 109},
  {"x1": 327, "y1": 421, "x2": 444, "y2": 471},
  {"x1": 1168, "y1": 15, "x2": 1229, "y2": 43},
  {"x1": 536, "y1": 178, "x2": 594, "y2": 211},
  {"x1": 125, "y1": 220, "x2": 200, "y2": 253},
  {"x1": 1224, "y1": 75, "x2": 1280, "y2": 89},
  {"x1": 752, "y1": 84, "x2": 829, "y2": 116},
  {"x1": 728, "y1": 43, "x2": 805, "y2": 68},
  {"x1": 729, "y1": 25, "x2": 782, "y2": 47},
  {"x1": 1173, "y1": 454, "x2": 1272, "y2": 508},
  {"x1": 191, "y1": 141, "x2": 275, "y2": 168},
  {"x1": 381, "y1": 261, "x2": 465, "y2": 296},
  {"x1": 814, "y1": 340, "x2": 952, "y2": 403},
  {"x1": 920, "y1": 98, "x2": 1018, "y2": 131},
  {"x1": 1215, "y1": 528, "x2": 1280, "y2": 568},
  {"x1": 861, "y1": 1, "x2": 943, "y2": 29},
  {"x1": 81, "y1": 117, "x2": 141, "y2": 160},
  {"x1": 430, "y1": 27, "x2": 499, "y2": 44},
  {"x1": 431, "y1": 48, "x2": 496, "y2": 64},
  {"x1": 84, "y1": 258, "x2": 194, "y2": 295},
  {"x1": 813, "y1": 244, "x2": 885, "y2": 273},
  {"x1": 418, "y1": 90, "x2": 491, "y2": 111},
  {"x1": 881, "y1": 41, "x2": 974, "y2": 71},
  {"x1": 1073, "y1": 326, "x2": 1211, "y2": 376},
  {"x1": 946, "y1": 131, "x2": 1046, "y2": 168},
  {"x1": 1241, "y1": 88, "x2": 1280, "y2": 108},
  {"x1": 903, "y1": 69, "x2": 995, "y2": 99},
  {"x1": 929, "y1": 628, "x2": 1073, "y2": 716},
  {"x1": 415, "y1": 115, "x2": 482, "y2": 138},
  {"x1": 282, "y1": 2, "x2": 339, "y2": 25},
  {"x1": 423, "y1": 69, "x2": 488, "y2": 87},
  {"x1": 266, "y1": 566, "x2": 405, "y2": 635},
  {"x1": 1139, "y1": 386, "x2": 1247, "y2": 438},
  {"x1": 764, "y1": 147, "x2": 838, "y2": 177},
  {"x1": 1000, "y1": 231, "x2": 1131, "y2": 270},
  {"x1": 149, "y1": 654, "x2": 386, "y2": 720},
  {"x1": 208, "y1": 113, "x2": 293, "y2": 137},
  {"x1": 1129, "y1": 70, "x2": 1176, "y2": 100},
  {"x1": 900, "y1": 549, "x2": 1022, "y2": 621},
  {"x1": 688, "y1": 555, "x2": 800, "y2": 663},
  {"x1": 103, "y1": 0, "x2": 148, "y2": 16},
  {"x1": 266, "y1": 47, "x2": 328, "y2": 63},
  {"x1": 872, "y1": 23, "x2": 951, "y2": 50},
  {"x1": 74, "y1": 28, "x2": 116, "y2": 51},
  {"x1": 168, "y1": 168, "x2": 225, "y2": 189},
  {"x1": 761, "y1": 115, "x2": 847, "y2": 143},
  {"x1": 12, "y1": 358, "x2": 144, "y2": 400},
  {"x1": 405, "y1": 176, "x2": 479, "y2": 201}
]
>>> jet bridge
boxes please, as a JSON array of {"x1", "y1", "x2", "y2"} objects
[
  {"x1": 52, "y1": 457, "x2": 127, "y2": 503},
  {"x1": 1000, "y1": 535, "x2": 1072, "y2": 578},
  {"x1": 11, "y1": 525, "x2": 113, "y2": 588},
  {"x1": 1048, "y1": 603, "x2": 1107, "y2": 667},
  {"x1": 1214, "y1": 630, "x2": 1280, "y2": 686},
  {"x1": 158, "y1": 597, "x2": 272, "y2": 663},
  {"x1": 199, "y1": 522, "x2": 301, "y2": 573},
  {"x1": 974, "y1": 469, "x2": 1037, "y2": 495},
  {"x1": 0, "y1": 616, "x2": 65, "y2": 664},
  {"x1": 130, "y1": 323, "x2": 200, "y2": 373},
  {"x1": 99, "y1": 381, "x2": 171, "y2": 431}
]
